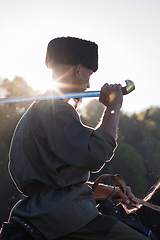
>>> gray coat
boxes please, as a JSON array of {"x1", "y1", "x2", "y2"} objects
[{"x1": 9, "y1": 99, "x2": 116, "y2": 239}]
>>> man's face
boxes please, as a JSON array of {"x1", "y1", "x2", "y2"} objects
[
  {"x1": 51, "y1": 64, "x2": 93, "y2": 93},
  {"x1": 76, "y1": 67, "x2": 93, "y2": 92}
]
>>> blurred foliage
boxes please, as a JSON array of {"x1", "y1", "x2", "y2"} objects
[
  {"x1": 1, "y1": 78, "x2": 160, "y2": 226},
  {"x1": 105, "y1": 144, "x2": 147, "y2": 196},
  {"x1": 80, "y1": 99, "x2": 160, "y2": 198},
  {"x1": 81, "y1": 99, "x2": 105, "y2": 128},
  {"x1": 0, "y1": 77, "x2": 38, "y2": 225}
]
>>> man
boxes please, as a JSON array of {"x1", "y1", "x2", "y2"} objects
[{"x1": 1, "y1": 37, "x2": 151, "y2": 239}]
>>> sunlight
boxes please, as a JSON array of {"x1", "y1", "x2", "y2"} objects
[
  {"x1": 37, "y1": 79, "x2": 59, "y2": 93},
  {"x1": 25, "y1": 69, "x2": 59, "y2": 93}
]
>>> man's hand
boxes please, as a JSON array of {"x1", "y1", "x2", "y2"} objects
[
  {"x1": 97, "y1": 84, "x2": 123, "y2": 139},
  {"x1": 99, "y1": 83, "x2": 123, "y2": 109},
  {"x1": 87, "y1": 183, "x2": 135, "y2": 206},
  {"x1": 113, "y1": 186, "x2": 135, "y2": 206}
]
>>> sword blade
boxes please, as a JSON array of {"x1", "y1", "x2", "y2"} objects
[
  {"x1": 0, "y1": 91, "x2": 100, "y2": 104},
  {"x1": 0, "y1": 80, "x2": 135, "y2": 104}
]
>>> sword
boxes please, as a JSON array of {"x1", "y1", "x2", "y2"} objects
[{"x1": 0, "y1": 80, "x2": 135, "y2": 104}]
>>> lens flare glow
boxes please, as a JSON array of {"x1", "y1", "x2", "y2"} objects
[{"x1": 109, "y1": 92, "x2": 115, "y2": 102}]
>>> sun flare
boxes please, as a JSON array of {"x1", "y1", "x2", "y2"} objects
[{"x1": 30, "y1": 76, "x2": 59, "y2": 94}]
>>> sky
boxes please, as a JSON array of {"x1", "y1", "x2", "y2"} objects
[{"x1": 0, "y1": 0, "x2": 160, "y2": 115}]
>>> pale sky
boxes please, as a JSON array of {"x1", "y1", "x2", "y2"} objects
[{"x1": 0, "y1": 0, "x2": 160, "y2": 115}]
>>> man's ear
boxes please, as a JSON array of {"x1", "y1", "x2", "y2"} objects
[{"x1": 75, "y1": 64, "x2": 82, "y2": 79}]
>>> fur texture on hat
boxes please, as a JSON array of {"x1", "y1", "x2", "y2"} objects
[{"x1": 46, "y1": 37, "x2": 98, "y2": 72}]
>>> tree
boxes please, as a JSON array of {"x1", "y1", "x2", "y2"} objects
[
  {"x1": 118, "y1": 110, "x2": 160, "y2": 189},
  {"x1": 0, "y1": 140, "x2": 8, "y2": 177},
  {"x1": 81, "y1": 99, "x2": 105, "y2": 128},
  {"x1": 90, "y1": 144, "x2": 147, "y2": 198},
  {"x1": 0, "y1": 77, "x2": 37, "y2": 226},
  {"x1": 118, "y1": 112, "x2": 148, "y2": 146},
  {"x1": 0, "y1": 139, "x2": 21, "y2": 224}
]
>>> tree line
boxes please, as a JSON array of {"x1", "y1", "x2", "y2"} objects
[
  {"x1": 0, "y1": 77, "x2": 160, "y2": 226},
  {"x1": 81, "y1": 99, "x2": 160, "y2": 197}
]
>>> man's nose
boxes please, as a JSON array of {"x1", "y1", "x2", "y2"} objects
[{"x1": 86, "y1": 81, "x2": 90, "y2": 88}]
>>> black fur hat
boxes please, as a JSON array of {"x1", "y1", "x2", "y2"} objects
[{"x1": 46, "y1": 37, "x2": 98, "y2": 72}]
